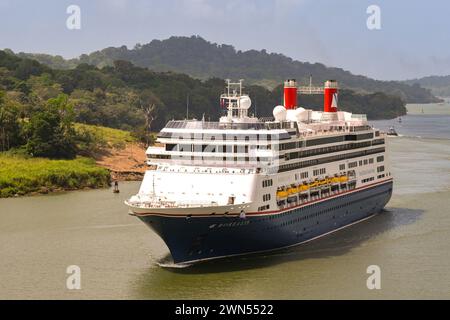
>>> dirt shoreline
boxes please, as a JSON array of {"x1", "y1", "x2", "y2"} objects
[
  {"x1": 0, "y1": 143, "x2": 149, "y2": 198},
  {"x1": 95, "y1": 142, "x2": 148, "y2": 182}
]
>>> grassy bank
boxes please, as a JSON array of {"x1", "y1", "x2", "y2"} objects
[
  {"x1": 74, "y1": 123, "x2": 137, "y2": 150},
  {"x1": 0, "y1": 154, "x2": 111, "y2": 198}
]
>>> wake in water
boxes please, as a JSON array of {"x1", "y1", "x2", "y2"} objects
[
  {"x1": 157, "y1": 255, "x2": 193, "y2": 268},
  {"x1": 394, "y1": 134, "x2": 450, "y2": 141},
  {"x1": 157, "y1": 262, "x2": 193, "y2": 268}
]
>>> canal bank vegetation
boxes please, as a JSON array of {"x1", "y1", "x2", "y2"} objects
[
  {"x1": 0, "y1": 154, "x2": 110, "y2": 198},
  {"x1": 74, "y1": 123, "x2": 138, "y2": 156},
  {"x1": 0, "y1": 89, "x2": 143, "y2": 197}
]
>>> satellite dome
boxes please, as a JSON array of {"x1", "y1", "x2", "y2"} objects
[
  {"x1": 239, "y1": 95, "x2": 252, "y2": 109},
  {"x1": 273, "y1": 105, "x2": 287, "y2": 121},
  {"x1": 294, "y1": 107, "x2": 308, "y2": 121}
]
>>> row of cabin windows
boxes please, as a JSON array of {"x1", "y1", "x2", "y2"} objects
[
  {"x1": 348, "y1": 157, "x2": 375, "y2": 168},
  {"x1": 372, "y1": 139, "x2": 385, "y2": 146},
  {"x1": 160, "y1": 132, "x2": 373, "y2": 146},
  {"x1": 258, "y1": 204, "x2": 270, "y2": 211},
  {"x1": 149, "y1": 155, "x2": 270, "y2": 162},
  {"x1": 313, "y1": 168, "x2": 326, "y2": 176},
  {"x1": 359, "y1": 158, "x2": 374, "y2": 166},
  {"x1": 167, "y1": 144, "x2": 275, "y2": 152},
  {"x1": 151, "y1": 149, "x2": 386, "y2": 170},
  {"x1": 165, "y1": 137, "x2": 383, "y2": 154},
  {"x1": 152, "y1": 154, "x2": 386, "y2": 169},
  {"x1": 167, "y1": 144, "x2": 253, "y2": 153},
  {"x1": 361, "y1": 177, "x2": 375, "y2": 183},
  {"x1": 377, "y1": 174, "x2": 386, "y2": 179},
  {"x1": 283, "y1": 133, "x2": 375, "y2": 149},
  {"x1": 262, "y1": 179, "x2": 273, "y2": 188},
  {"x1": 295, "y1": 172, "x2": 309, "y2": 180},
  {"x1": 277, "y1": 148, "x2": 385, "y2": 173},
  {"x1": 159, "y1": 132, "x2": 290, "y2": 140},
  {"x1": 284, "y1": 140, "x2": 375, "y2": 161},
  {"x1": 165, "y1": 139, "x2": 384, "y2": 161},
  {"x1": 263, "y1": 194, "x2": 271, "y2": 202}
]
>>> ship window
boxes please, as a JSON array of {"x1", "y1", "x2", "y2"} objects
[
  {"x1": 306, "y1": 136, "x2": 344, "y2": 147},
  {"x1": 262, "y1": 179, "x2": 273, "y2": 187},
  {"x1": 179, "y1": 144, "x2": 192, "y2": 152},
  {"x1": 339, "y1": 164, "x2": 345, "y2": 171},
  {"x1": 165, "y1": 143, "x2": 177, "y2": 151},
  {"x1": 377, "y1": 166, "x2": 385, "y2": 173},
  {"x1": 313, "y1": 168, "x2": 326, "y2": 176},
  {"x1": 372, "y1": 139, "x2": 385, "y2": 146},
  {"x1": 377, "y1": 156, "x2": 384, "y2": 162}
]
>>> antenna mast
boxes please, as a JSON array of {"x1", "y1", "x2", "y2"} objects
[{"x1": 186, "y1": 93, "x2": 189, "y2": 119}]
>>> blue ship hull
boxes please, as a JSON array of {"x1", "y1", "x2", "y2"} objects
[{"x1": 136, "y1": 180, "x2": 393, "y2": 264}]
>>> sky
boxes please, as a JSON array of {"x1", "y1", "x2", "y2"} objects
[{"x1": 0, "y1": 0, "x2": 449, "y2": 80}]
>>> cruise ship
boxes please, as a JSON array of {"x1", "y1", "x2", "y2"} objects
[{"x1": 125, "y1": 79, "x2": 393, "y2": 265}]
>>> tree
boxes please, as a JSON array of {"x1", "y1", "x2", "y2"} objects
[
  {"x1": 135, "y1": 89, "x2": 165, "y2": 144},
  {"x1": 0, "y1": 91, "x2": 23, "y2": 151},
  {"x1": 26, "y1": 94, "x2": 77, "y2": 159}
]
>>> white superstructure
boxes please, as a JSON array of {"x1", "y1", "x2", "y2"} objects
[{"x1": 126, "y1": 79, "x2": 391, "y2": 217}]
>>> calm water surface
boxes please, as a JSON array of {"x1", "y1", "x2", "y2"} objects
[{"x1": 1, "y1": 103, "x2": 450, "y2": 299}]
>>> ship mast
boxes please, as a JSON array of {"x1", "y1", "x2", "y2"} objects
[{"x1": 221, "y1": 79, "x2": 251, "y2": 121}]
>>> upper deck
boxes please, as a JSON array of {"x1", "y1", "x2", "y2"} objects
[{"x1": 145, "y1": 79, "x2": 385, "y2": 172}]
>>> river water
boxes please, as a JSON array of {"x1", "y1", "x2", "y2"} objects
[{"x1": 1, "y1": 103, "x2": 450, "y2": 299}]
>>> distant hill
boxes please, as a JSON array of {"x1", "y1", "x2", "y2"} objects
[
  {"x1": 12, "y1": 36, "x2": 440, "y2": 104},
  {"x1": 0, "y1": 49, "x2": 406, "y2": 136},
  {"x1": 404, "y1": 75, "x2": 450, "y2": 97}
]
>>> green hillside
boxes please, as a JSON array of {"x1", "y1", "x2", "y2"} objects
[
  {"x1": 13, "y1": 36, "x2": 439, "y2": 103},
  {"x1": 404, "y1": 75, "x2": 450, "y2": 97}
]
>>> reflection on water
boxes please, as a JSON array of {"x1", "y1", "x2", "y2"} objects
[{"x1": 1, "y1": 103, "x2": 450, "y2": 299}]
